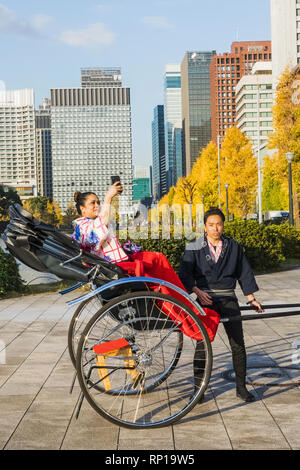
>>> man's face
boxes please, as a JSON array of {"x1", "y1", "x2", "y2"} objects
[{"x1": 204, "y1": 215, "x2": 224, "y2": 242}]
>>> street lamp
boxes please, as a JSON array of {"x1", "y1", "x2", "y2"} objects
[
  {"x1": 217, "y1": 135, "x2": 221, "y2": 209},
  {"x1": 285, "y1": 152, "x2": 294, "y2": 226},
  {"x1": 201, "y1": 194, "x2": 205, "y2": 222},
  {"x1": 257, "y1": 91, "x2": 263, "y2": 224},
  {"x1": 224, "y1": 184, "x2": 229, "y2": 222}
]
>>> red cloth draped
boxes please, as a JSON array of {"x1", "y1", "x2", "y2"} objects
[{"x1": 115, "y1": 251, "x2": 220, "y2": 342}]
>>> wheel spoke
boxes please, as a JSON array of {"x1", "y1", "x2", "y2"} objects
[{"x1": 76, "y1": 291, "x2": 212, "y2": 428}]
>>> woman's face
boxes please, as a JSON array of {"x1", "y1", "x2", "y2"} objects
[
  {"x1": 80, "y1": 194, "x2": 100, "y2": 219},
  {"x1": 204, "y1": 215, "x2": 224, "y2": 242}
]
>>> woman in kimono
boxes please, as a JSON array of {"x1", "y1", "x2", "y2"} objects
[
  {"x1": 71, "y1": 184, "x2": 220, "y2": 343},
  {"x1": 179, "y1": 207, "x2": 263, "y2": 402}
]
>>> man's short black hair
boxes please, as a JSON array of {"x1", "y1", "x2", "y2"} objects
[{"x1": 204, "y1": 207, "x2": 225, "y2": 224}]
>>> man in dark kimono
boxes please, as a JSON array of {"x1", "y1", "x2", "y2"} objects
[{"x1": 179, "y1": 207, "x2": 263, "y2": 402}]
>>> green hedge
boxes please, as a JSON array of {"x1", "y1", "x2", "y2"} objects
[
  {"x1": 120, "y1": 221, "x2": 300, "y2": 273},
  {"x1": 0, "y1": 248, "x2": 24, "y2": 296}
]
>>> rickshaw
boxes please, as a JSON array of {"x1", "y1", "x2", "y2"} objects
[{"x1": 2, "y1": 204, "x2": 300, "y2": 429}]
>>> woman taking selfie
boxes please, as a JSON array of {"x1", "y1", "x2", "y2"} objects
[
  {"x1": 71, "y1": 182, "x2": 220, "y2": 348},
  {"x1": 71, "y1": 181, "x2": 186, "y2": 292}
]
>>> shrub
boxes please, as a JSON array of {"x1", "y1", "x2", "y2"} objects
[
  {"x1": 0, "y1": 247, "x2": 24, "y2": 296},
  {"x1": 223, "y1": 219, "x2": 286, "y2": 271},
  {"x1": 270, "y1": 224, "x2": 300, "y2": 259},
  {"x1": 119, "y1": 218, "x2": 300, "y2": 272},
  {"x1": 119, "y1": 237, "x2": 186, "y2": 272}
]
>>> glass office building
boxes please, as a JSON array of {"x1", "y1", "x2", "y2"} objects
[
  {"x1": 50, "y1": 72, "x2": 133, "y2": 213},
  {"x1": 35, "y1": 99, "x2": 52, "y2": 199},
  {"x1": 152, "y1": 105, "x2": 167, "y2": 202},
  {"x1": 133, "y1": 178, "x2": 151, "y2": 202},
  {"x1": 164, "y1": 64, "x2": 183, "y2": 188},
  {"x1": 181, "y1": 51, "x2": 216, "y2": 174}
]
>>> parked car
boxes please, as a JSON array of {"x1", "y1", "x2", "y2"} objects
[{"x1": 264, "y1": 210, "x2": 289, "y2": 225}]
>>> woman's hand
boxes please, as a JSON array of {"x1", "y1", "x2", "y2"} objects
[
  {"x1": 106, "y1": 182, "x2": 123, "y2": 200},
  {"x1": 99, "y1": 182, "x2": 123, "y2": 227},
  {"x1": 192, "y1": 286, "x2": 213, "y2": 305}
]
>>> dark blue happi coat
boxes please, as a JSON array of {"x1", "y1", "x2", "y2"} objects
[{"x1": 179, "y1": 234, "x2": 259, "y2": 296}]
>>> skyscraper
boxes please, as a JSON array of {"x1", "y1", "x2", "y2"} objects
[
  {"x1": 210, "y1": 41, "x2": 272, "y2": 144},
  {"x1": 152, "y1": 105, "x2": 167, "y2": 201},
  {"x1": 35, "y1": 98, "x2": 52, "y2": 199},
  {"x1": 0, "y1": 89, "x2": 37, "y2": 199},
  {"x1": 164, "y1": 64, "x2": 182, "y2": 188},
  {"x1": 271, "y1": 0, "x2": 300, "y2": 85},
  {"x1": 181, "y1": 51, "x2": 216, "y2": 175},
  {"x1": 50, "y1": 68, "x2": 133, "y2": 213},
  {"x1": 236, "y1": 62, "x2": 274, "y2": 153}
]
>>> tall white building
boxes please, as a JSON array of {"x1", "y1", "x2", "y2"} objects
[
  {"x1": 235, "y1": 62, "x2": 274, "y2": 154},
  {"x1": 271, "y1": 0, "x2": 300, "y2": 85},
  {"x1": 164, "y1": 64, "x2": 182, "y2": 188},
  {"x1": 0, "y1": 89, "x2": 37, "y2": 198},
  {"x1": 51, "y1": 68, "x2": 133, "y2": 213}
]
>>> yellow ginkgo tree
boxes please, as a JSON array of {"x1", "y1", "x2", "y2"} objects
[
  {"x1": 190, "y1": 141, "x2": 219, "y2": 210},
  {"x1": 221, "y1": 127, "x2": 258, "y2": 219},
  {"x1": 266, "y1": 65, "x2": 300, "y2": 207}
]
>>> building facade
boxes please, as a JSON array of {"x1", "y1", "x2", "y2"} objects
[
  {"x1": 133, "y1": 165, "x2": 152, "y2": 203},
  {"x1": 164, "y1": 64, "x2": 182, "y2": 188},
  {"x1": 235, "y1": 62, "x2": 274, "y2": 153},
  {"x1": 133, "y1": 178, "x2": 151, "y2": 202},
  {"x1": 172, "y1": 122, "x2": 183, "y2": 181},
  {"x1": 0, "y1": 89, "x2": 37, "y2": 199},
  {"x1": 210, "y1": 41, "x2": 272, "y2": 144},
  {"x1": 181, "y1": 51, "x2": 216, "y2": 175},
  {"x1": 81, "y1": 67, "x2": 122, "y2": 88},
  {"x1": 152, "y1": 105, "x2": 167, "y2": 202},
  {"x1": 50, "y1": 69, "x2": 133, "y2": 213},
  {"x1": 271, "y1": 0, "x2": 300, "y2": 85},
  {"x1": 35, "y1": 98, "x2": 52, "y2": 199}
]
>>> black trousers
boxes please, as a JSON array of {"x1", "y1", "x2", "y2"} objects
[{"x1": 194, "y1": 297, "x2": 247, "y2": 389}]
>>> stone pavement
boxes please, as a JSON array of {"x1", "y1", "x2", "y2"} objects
[{"x1": 0, "y1": 268, "x2": 300, "y2": 450}]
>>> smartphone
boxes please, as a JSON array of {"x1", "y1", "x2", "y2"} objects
[
  {"x1": 111, "y1": 175, "x2": 123, "y2": 194},
  {"x1": 111, "y1": 175, "x2": 121, "y2": 185}
]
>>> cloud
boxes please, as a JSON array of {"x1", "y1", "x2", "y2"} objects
[
  {"x1": 0, "y1": 4, "x2": 115, "y2": 48},
  {"x1": 0, "y1": 4, "x2": 52, "y2": 37},
  {"x1": 30, "y1": 14, "x2": 53, "y2": 31},
  {"x1": 0, "y1": 3, "x2": 35, "y2": 36},
  {"x1": 141, "y1": 16, "x2": 174, "y2": 30},
  {"x1": 59, "y1": 22, "x2": 115, "y2": 47}
]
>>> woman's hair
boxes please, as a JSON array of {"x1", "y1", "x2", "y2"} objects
[
  {"x1": 204, "y1": 207, "x2": 225, "y2": 224},
  {"x1": 74, "y1": 191, "x2": 97, "y2": 215}
]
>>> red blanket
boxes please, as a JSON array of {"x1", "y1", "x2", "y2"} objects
[{"x1": 116, "y1": 251, "x2": 220, "y2": 342}]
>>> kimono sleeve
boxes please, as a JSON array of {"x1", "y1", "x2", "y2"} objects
[
  {"x1": 236, "y1": 244, "x2": 259, "y2": 296},
  {"x1": 72, "y1": 216, "x2": 110, "y2": 250}
]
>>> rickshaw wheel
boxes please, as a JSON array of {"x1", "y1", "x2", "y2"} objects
[{"x1": 76, "y1": 290, "x2": 212, "y2": 429}]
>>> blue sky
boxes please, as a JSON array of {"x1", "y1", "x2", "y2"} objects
[{"x1": 0, "y1": 0, "x2": 271, "y2": 166}]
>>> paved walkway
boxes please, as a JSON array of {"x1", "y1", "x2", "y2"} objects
[{"x1": 0, "y1": 268, "x2": 300, "y2": 450}]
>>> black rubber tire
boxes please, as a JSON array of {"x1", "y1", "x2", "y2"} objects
[{"x1": 76, "y1": 290, "x2": 212, "y2": 429}]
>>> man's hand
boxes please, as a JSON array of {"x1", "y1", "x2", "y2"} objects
[
  {"x1": 251, "y1": 300, "x2": 264, "y2": 313},
  {"x1": 192, "y1": 286, "x2": 213, "y2": 306},
  {"x1": 247, "y1": 296, "x2": 264, "y2": 313}
]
